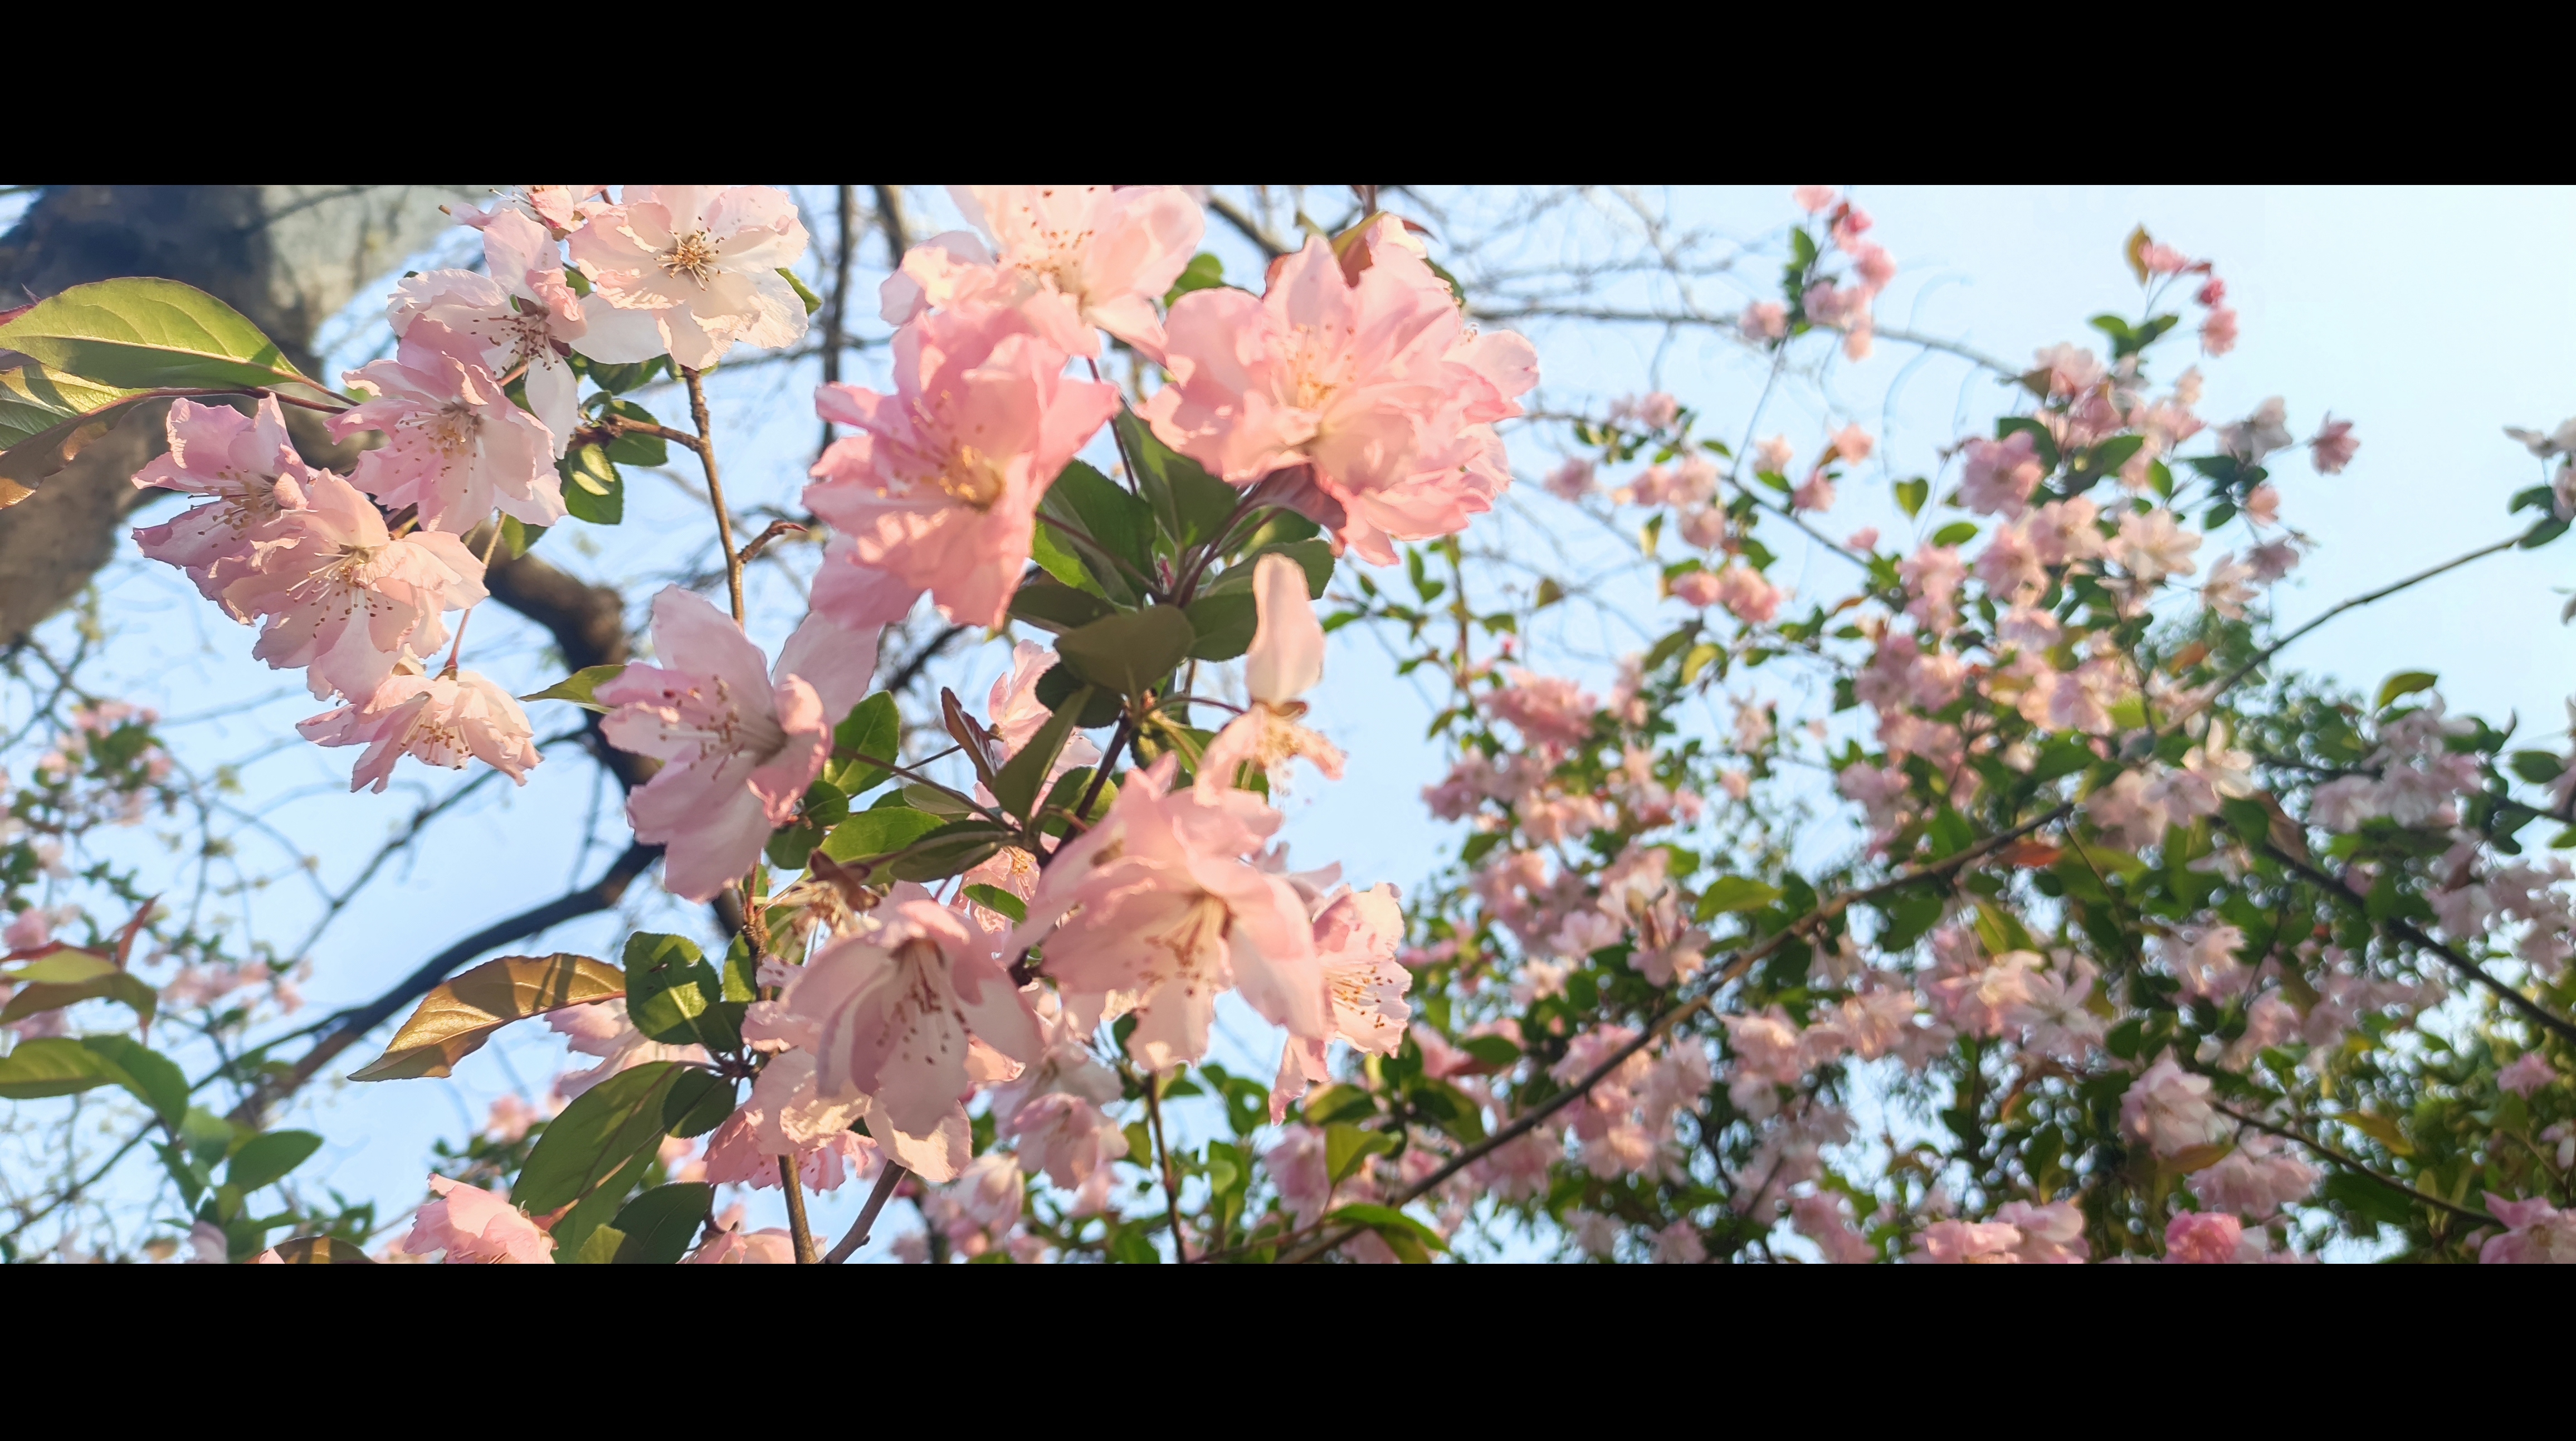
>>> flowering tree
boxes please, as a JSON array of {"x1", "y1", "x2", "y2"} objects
[{"x1": 1, "y1": 184, "x2": 2570, "y2": 1263}]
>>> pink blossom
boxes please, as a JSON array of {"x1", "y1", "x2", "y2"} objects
[
  {"x1": 222, "y1": 470, "x2": 487, "y2": 701},
  {"x1": 1959, "y1": 431, "x2": 2045, "y2": 517},
  {"x1": 2479, "y1": 1193, "x2": 2576, "y2": 1263},
  {"x1": 1753, "y1": 435, "x2": 1796, "y2": 476},
  {"x1": 884, "y1": 185, "x2": 1204, "y2": 359},
  {"x1": 1790, "y1": 473, "x2": 1837, "y2": 513},
  {"x1": 598, "y1": 587, "x2": 880, "y2": 902},
  {"x1": 2189, "y1": 1133, "x2": 2319, "y2": 1219},
  {"x1": 1994, "y1": 1199, "x2": 2090, "y2": 1263},
  {"x1": 2201, "y1": 305, "x2": 2241, "y2": 357},
  {"x1": 547, "y1": 998, "x2": 709, "y2": 1100},
  {"x1": 129, "y1": 396, "x2": 309, "y2": 607},
  {"x1": 805, "y1": 301, "x2": 1120, "y2": 630},
  {"x1": 2163, "y1": 1211, "x2": 2242, "y2": 1264},
  {"x1": 1018, "y1": 756, "x2": 1323, "y2": 1070},
  {"x1": 1544, "y1": 457, "x2": 1595, "y2": 499},
  {"x1": 1912, "y1": 1219, "x2": 2021, "y2": 1263},
  {"x1": 565, "y1": 184, "x2": 810, "y2": 371},
  {"x1": 1652, "y1": 1220, "x2": 1707, "y2": 1264},
  {"x1": 2138, "y1": 241, "x2": 2193, "y2": 275},
  {"x1": 452, "y1": 186, "x2": 607, "y2": 235},
  {"x1": 331, "y1": 324, "x2": 562, "y2": 531},
  {"x1": 2197, "y1": 277, "x2": 2228, "y2": 308},
  {"x1": 1671, "y1": 571, "x2": 1721, "y2": 608},
  {"x1": 1847, "y1": 527, "x2": 1880, "y2": 551},
  {"x1": 1803, "y1": 281, "x2": 1865, "y2": 329},
  {"x1": 690, "y1": 1220, "x2": 795, "y2": 1264},
  {"x1": 1271, "y1": 883, "x2": 1412, "y2": 1121},
  {"x1": 2034, "y1": 343, "x2": 2107, "y2": 398},
  {"x1": 400, "y1": 1175, "x2": 554, "y2": 1263},
  {"x1": 388, "y1": 210, "x2": 589, "y2": 448},
  {"x1": 1481, "y1": 667, "x2": 1598, "y2": 752},
  {"x1": 1707, "y1": 566, "x2": 1782, "y2": 623},
  {"x1": 1791, "y1": 185, "x2": 1840, "y2": 214},
  {"x1": 779, "y1": 889, "x2": 1040, "y2": 1142},
  {"x1": 2112, "y1": 507, "x2": 2201, "y2": 586},
  {"x1": 1613, "y1": 393, "x2": 1681, "y2": 431},
  {"x1": 1199, "y1": 553, "x2": 1345, "y2": 794},
  {"x1": 1791, "y1": 1192, "x2": 1877, "y2": 1263},
  {"x1": 698, "y1": 1049, "x2": 878, "y2": 1190},
  {"x1": 1740, "y1": 300, "x2": 1787, "y2": 343},
  {"x1": 297, "y1": 667, "x2": 540, "y2": 792},
  {"x1": 1144, "y1": 225, "x2": 1536, "y2": 565},
  {"x1": 2499, "y1": 1051, "x2": 2558, "y2": 1097},
  {"x1": 2310, "y1": 415, "x2": 2359, "y2": 474},
  {"x1": 2120, "y1": 1058, "x2": 2219, "y2": 1156},
  {"x1": 1900, "y1": 546, "x2": 1967, "y2": 630},
  {"x1": 1850, "y1": 244, "x2": 1897, "y2": 293}
]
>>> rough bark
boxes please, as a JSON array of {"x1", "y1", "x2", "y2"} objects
[{"x1": 0, "y1": 185, "x2": 471, "y2": 649}]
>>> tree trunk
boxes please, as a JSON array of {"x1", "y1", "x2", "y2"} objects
[{"x1": 0, "y1": 185, "x2": 472, "y2": 649}]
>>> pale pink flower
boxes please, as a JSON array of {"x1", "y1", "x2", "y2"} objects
[
  {"x1": 1739, "y1": 300, "x2": 1787, "y2": 343},
  {"x1": 332, "y1": 324, "x2": 562, "y2": 531},
  {"x1": 452, "y1": 186, "x2": 608, "y2": 235},
  {"x1": 1791, "y1": 185, "x2": 1840, "y2": 214},
  {"x1": 1271, "y1": 883, "x2": 1412, "y2": 1121},
  {"x1": 388, "y1": 210, "x2": 589, "y2": 449},
  {"x1": 1850, "y1": 244, "x2": 1897, "y2": 292},
  {"x1": 2499, "y1": 1051, "x2": 2558, "y2": 1097},
  {"x1": 298, "y1": 667, "x2": 540, "y2": 792},
  {"x1": 598, "y1": 587, "x2": 880, "y2": 902},
  {"x1": 1199, "y1": 553, "x2": 1344, "y2": 795},
  {"x1": 1959, "y1": 431, "x2": 2045, "y2": 517},
  {"x1": 2138, "y1": 241, "x2": 2193, "y2": 275},
  {"x1": 690, "y1": 1222, "x2": 795, "y2": 1264},
  {"x1": 1847, "y1": 527, "x2": 1880, "y2": 551},
  {"x1": 1753, "y1": 435, "x2": 1796, "y2": 475},
  {"x1": 2163, "y1": 1211, "x2": 2242, "y2": 1264},
  {"x1": 1994, "y1": 1200, "x2": 2090, "y2": 1263},
  {"x1": 1901, "y1": 546, "x2": 1967, "y2": 630},
  {"x1": 1481, "y1": 667, "x2": 1597, "y2": 752},
  {"x1": 222, "y1": 470, "x2": 487, "y2": 701},
  {"x1": 805, "y1": 301, "x2": 1119, "y2": 630},
  {"x1": 565, "y1": 184, "x2": 810, "y2": 371},
  {"x1": 400, "y1": 1175, "x2": 554, "y2": 1263},
  {"x1": 2157, "y1": 923, "x2": 2247, "y2": 1002},
  {"x1": 1790, "y1": 473, "x2": 1837, "y2": 513},
  {"x1": 699, "y1": 1050, "x2": 878, "y2": 1191},
  {"x1": 1791, "y1": 1192, "x2": 1877, "y2": 1264},
  {"x1": 982, "y1": 641, "x2": 1101, "y2": 776},
  {"x1": 1544, "y1": 457, "x2": 1596, "y2": 500},
  {"x1": 2201, "y1": 305, "x2": 2241, "y2": 357},
  {"x1": 883, "y1": 185, "x2": 1204, "y2": 359},
  {"x1": 1709, "y1": 566, "x2": 1782, "y2": 623},
  {"x1": 482, "y1": 1094, "x2": 543, "y2": 1144},
  {"x1": 779, "y1": 890, "x2": 1039, "y2": 1142},
  {"x1": 547, "y1": 998, "x2": 709, "y2": 1100},
  {"x1": 2112, "y1": 507, "x2": 2201, "y2": 586},
  {"x1": 1670, "y1": 571, "x2": 1722, "y2": 608},
  {"x1": 2310, "y1": 415, "x2": 2359, "y2": 474},
  {"x1": 2479, "y1": 1194, "x2": 2576, "y2": 1263},
  {"x1": 1825, "y1": 423, "x2": 1875, "y2": 464},
  {"x1": 2189, "y1": 1133, "x2": 2319, "y2": 1219},
  {"x1": 2034, "y1": 343, "x2": 2107, "y2": 398},
  {"x1": 1803, "y1": 281, "x2": 1865, "y2": 329},
  {"x1": 2120, "y1": 1058, "x2": 2219, "y2": 1156},
  {"x1": 1019, "y1": 756, "x2": 1322, "y2": 1069},
  {"x1": 2218, "y1": 397, "x2": 2294, "y2": 462},
  {"x1": 2202, "y1": 552, "x2": 2259, "y2": 619},
  {"x1": 130, "y1": 396, "x2": 309, "y2": 607},
  {"x1": 1652, "y1": 1220, "x2": 1707, "y2": 1264},
  {"x1": 1912, "y1": 1219, "x2": 2021, "y2": 1263},
  {"x1": 1614, "y1": 393, "x2": 1681, "y2": 431},
  {"x1": 1144, "y1": 223, "x2": 1536, "y2": 565}
]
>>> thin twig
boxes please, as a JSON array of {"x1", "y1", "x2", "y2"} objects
[
  {"x1": 826, "y1": 1163, "x2": 907, "y2": 1263},
  {"x1": 2211, "y1": 1100, "x2": 2496, "y2": 1228},
  {"x1": 678, "y1": 366, "x2": 745, "y2": 627}
]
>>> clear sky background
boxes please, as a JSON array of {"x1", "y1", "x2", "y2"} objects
[{"x1": 7, "y1": 185, "x2": 2572, "y2": 1259}]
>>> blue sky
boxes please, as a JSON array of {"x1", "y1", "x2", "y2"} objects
[{"x1": 7, "y1": 185, "x2": 2572, "y2": 1258}]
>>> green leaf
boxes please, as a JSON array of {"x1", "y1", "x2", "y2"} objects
[
  {"x1": 514, "y1": 1060, "x2": 689, "y2": 1214},
  {"x1": 1038, "y1": 460, "x2": 1153, "y2": 601},
  {"x1": 265, "y1": 1235, "x2": 375, "y2": 1264},
  {"x1": 1930, "y1": 521, "x2": 1979, "y2": 548},
  {"x1": 573, "y1": 1223, "x2": 628, "y2": 1265},
  {"x1": 2523, "y1": 517, "x2": 2570, "y2": 549},
  {"x1": 817, "y1": 804, "x2": 947, "y2": 866},
  {"x1": 1, "y1": 950, "x2": 116, "y2": 985},
  {"x1": 560, "y1": 445, "x2": 624, "y2": 525},
  {"x1": 0, "y1": 364, "x2": 141, "y2": 450},
  {"x1": 1875, "y1": 891, "x2": 1945, "y2": 952},
  {"x1": 1181, "y1": 592, "x2": 1257, "y2": 661},
  {"x1": 521, "y1": 664, "x2": 629, "y2": 714},
  {"x1": 1116, "y1": 410, "x2": 1239, "y2": 551},
  {"x1": 225, "y1": 1130, "x2": 322, "y2": 1192},
  {"x1": 1206, "y1": 538, "x2": 1334, "y2": 600},
  {"x1": 349, "y1": 953, "x2": 626, "y2": 1082},
  {"x1": 779, "y1": 268, "x2": 824, "y2": 315},
  {"x1": 579, "y1": 355, "x2": 667, "y2": 396},
  {"x1": 1695, "y1": 875, "x2": 1783, "y2": 922},
  {"x1": 885, "y1": 821, "x2": 1012, "y2": 883},
  {"x1": 1056, "y1": 606, "x2": 1196, "y2": 698},
  {"x1": 498, "y1": 515, "x2": 545, "y2": 556},
  {"x1": 828, "y1": 693, "x2": 901, "y2": 796},
  {"x1": 961, "y1": 884, "x2": 1028, "y2": 923},
  {"x1": 0, "y1": 278, "x2": 314, "y2": 391},
  {"x1": 599, "y1": 399, "x2": 669, "y2": 466},
  {"x1": 2082, "y1": 435, "x2": 2148, "y2": 477},
  {"x1": 79, "y1": 1035, "x2": 187, "y2": 1125},
  {"x1": 1027, "y1": 521, "x2": 1097, "y2": 595},
  {"x1": 2321, "y1": 1169, "x2": 2417, "y2": 1228},
  {"x1": 1325, "y1": 1202, "x2": 1448, "y2": 1259},
  {"x1": 1893, "y1": 477, "x2": 1929, "y2": 518},
  {"x1": 0, "y1": 392, "x2": 152, "y2": 503},
  {"x1": 1324, "y1": 1122, "x2": 1397, "y2": 1183},
  {"x1": 0, "y1": 968, "x2": 157, "y2": 1028},
  {"x1": 623, "y1": 933, "x2": 735, "y2": 1050},
  {"x1": 0, "y1": 1037, "x2": 115, "y2": 1100},
  {"x1": 1163, "y1": 251, "x2": 1226, "y2": 308},
  {"x1": 1008, "y1": 579, "x2": 1117, "y2": 636},
  {"x1": 662, "y1": 1069, "x2": 735, "y2": 1139},
  {"x1": 993, "y1": 690, "x2": 1088, "y2": 820},
  {"x1": 2509, "y1": 750, "x2": 2568, "y2": 785},
  {"x1": 609, "y1": 1182, "x2": 715, "y2": 1263},
  {"x1": 2375, "y1": 671, "x2": 2438, "y2": 710}
]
